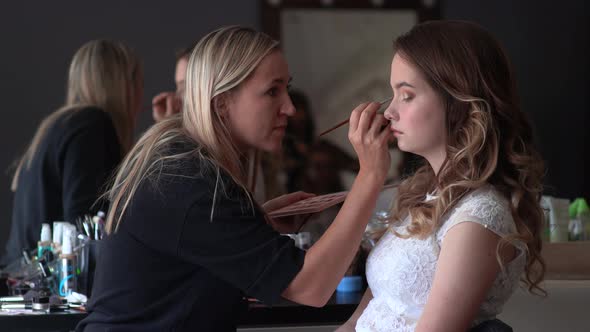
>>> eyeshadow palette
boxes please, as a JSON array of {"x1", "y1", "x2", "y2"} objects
[{"x1": 268, "y1": 191, "x2": 349, "y2": 218}]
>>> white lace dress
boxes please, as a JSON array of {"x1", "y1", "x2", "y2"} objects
[{"x1": 356, "y1": 185, "x2": 526, "y2": 331}]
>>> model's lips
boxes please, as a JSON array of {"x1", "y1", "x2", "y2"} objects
[{"x1": 391, "y1": 127, "x2": 403, "y2": 135}]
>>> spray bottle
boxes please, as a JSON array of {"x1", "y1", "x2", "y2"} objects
[{"x1": 58, "y1": 228, "x2": 77, "y2": 296}]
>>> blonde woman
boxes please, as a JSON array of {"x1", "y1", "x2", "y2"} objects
[
  {"x1": 77, "y1": 26, "x2": 393, "y2": 331},
  {"x1": 338, "y1": 20, "x2": 546, "y2": 332},
  {"x1": 151, "y1": 44, "x2": 279, "y2": 203},
  {"x1": 1, "y1": 40, "x2": 142, "y2": 266}
]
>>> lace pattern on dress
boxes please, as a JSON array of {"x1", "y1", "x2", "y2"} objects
[{"x1": 356, "y1": 185, "x2": 526, "y2": 331}]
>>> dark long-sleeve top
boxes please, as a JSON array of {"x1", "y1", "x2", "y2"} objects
[
  {"x1": 1, "y1": 107, "x2": 122, "y2": 266},
  {"x1": 77, "y1": 139, "x2": 305, "y2": 332}
]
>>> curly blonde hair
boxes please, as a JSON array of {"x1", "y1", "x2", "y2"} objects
[{"x1": 388, "y1": 21, "x2": 545, "y2": 294}]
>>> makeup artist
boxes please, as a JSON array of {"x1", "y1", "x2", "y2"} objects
[{"x1": 77, "y1": 26, "x2": 393, "y2": 332}]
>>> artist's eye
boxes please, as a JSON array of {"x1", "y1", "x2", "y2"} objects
[{"x1": 267, "y1": 87, "x2": 278, "y2": 97}]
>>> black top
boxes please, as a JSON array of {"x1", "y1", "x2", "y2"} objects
[
  {"x1": 1, "y1": 107, "x2": 122, "y2": 266},
  {"x1": 77, "y1": 141, "x2": 306, "y2": 332}
]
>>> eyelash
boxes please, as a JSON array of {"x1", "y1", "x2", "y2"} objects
[
  {"x1": 267, "y1": 87, "x2": 278, "y2": 96},
  {"x1": 401, "y1": 94, "x2": 413, "y2": 102},
  {"x1": 268, "y1": 84, "x2": 292, "y2": 97},
  {"x1": 393, "y1": 92, "x2": 413, "y2": 102}
]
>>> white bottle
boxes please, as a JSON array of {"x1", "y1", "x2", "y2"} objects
[
  {"x1": 37, "y1": 223, "x2": 53, "y2": 258},
  {"x1": 58, "y1": 228, "x2": 77, "y2": 296}
]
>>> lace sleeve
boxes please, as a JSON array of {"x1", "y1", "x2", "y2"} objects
[{"x1": 437, "y1": 187, "x2": 516, "y2": 243}]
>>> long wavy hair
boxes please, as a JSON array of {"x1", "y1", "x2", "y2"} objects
[
  {"x1": 387, "y1": 20, "x2": 545, "y2": 294},
  {"x1": 105, "y1": 26, "x2": 279, "y2": 233},
  {"x1": 11, "y1": 40, "x2": 141, "y2": 191}
]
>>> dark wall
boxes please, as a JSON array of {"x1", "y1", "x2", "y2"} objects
[
  {"x1": 442, "y1": 0, "x2": 589, "y2": 200},
  {"x1": 0, "y1": 0, "x2": 260, "y2": 252},
  {"x1": 0, "y1": 0, "x2": 587, "y2": 252}
]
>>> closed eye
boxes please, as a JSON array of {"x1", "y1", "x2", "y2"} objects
[
  {"x1": 267, "y1": 87, "x2": 279, "y2": 97},
  {"x1": 401, "y1": 94, "x2": 413, "y2": 102}
]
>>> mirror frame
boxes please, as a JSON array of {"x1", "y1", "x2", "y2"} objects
[{"x1": 261, "y1": 0, "x2": 441, "y2": 40}]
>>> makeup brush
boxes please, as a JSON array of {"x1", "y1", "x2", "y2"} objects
[{"x1": 318, "y1": 97, "x2": 392, "y2": 137}]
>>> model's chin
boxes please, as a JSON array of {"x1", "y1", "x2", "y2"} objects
[{"x1": 396, "y1": 140, "x2": 410, "y2": 153}]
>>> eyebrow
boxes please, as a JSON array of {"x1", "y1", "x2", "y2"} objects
[
  {"x1": 271, "y1": 77, "x2": 293, "y2": 85},
  {"x1": 394, "y1": 81, "x2": 415, "y2": 89}
]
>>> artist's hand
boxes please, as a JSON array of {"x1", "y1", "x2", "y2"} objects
[
  {"x1": 263, "y1": 191, "x2": 315, "y2": 234},
  {"x1": 348, "y1": 102, "x2": 394, "y2": 183}
]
